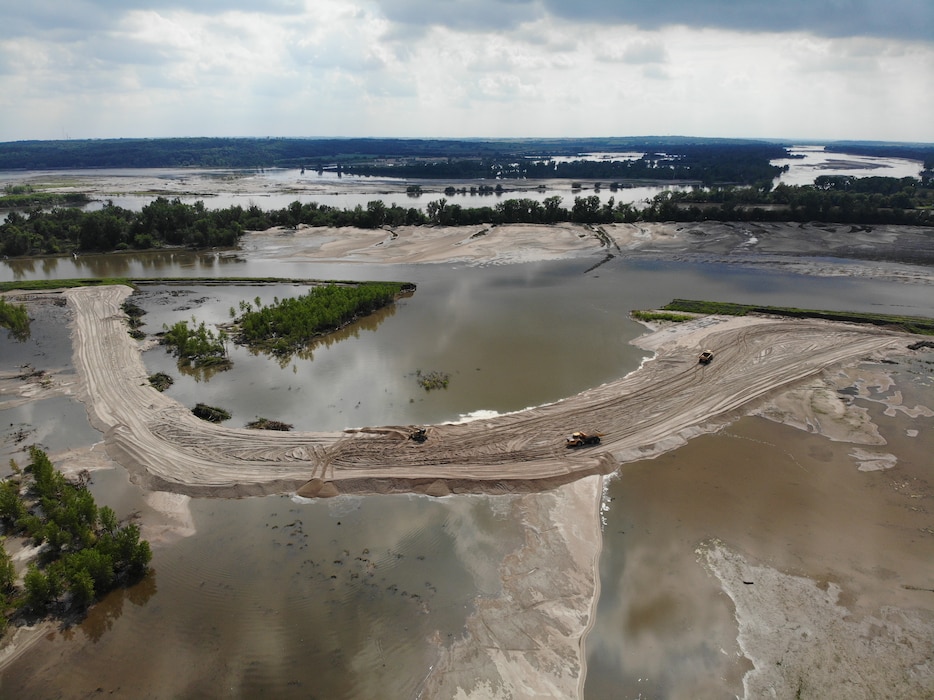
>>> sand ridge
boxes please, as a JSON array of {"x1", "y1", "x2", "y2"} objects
[{"x1": 63, "y1": 285, "x2": 908, "y2": 498}]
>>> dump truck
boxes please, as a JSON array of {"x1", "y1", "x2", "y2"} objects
[
  {"x1": 698, "y1": 350, "x2": 714, "y2": 365},
  {"x1": 566, "y1": 431, "x2": 602, "y2": 448},
  {"x1": 409, "y1": 428, "x2": 428, "y2": 443}
]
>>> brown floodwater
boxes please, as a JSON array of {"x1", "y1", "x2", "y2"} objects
[
  {"x1": 0, "y1": 477, "x2": 527, "y2": 699},
  {"x1": 2, "y1": 251, "x2": 932, "y2": 698},
  {"x1": 585, "y1": 353, "x2": 934, "y2": 699}
]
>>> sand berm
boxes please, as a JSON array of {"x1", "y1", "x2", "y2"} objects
[{"x1": 65, "y1": 284, "x2": 907, "y2": 499}]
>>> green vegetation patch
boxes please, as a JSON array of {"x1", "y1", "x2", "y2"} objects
[
  {"x1": 235, "y1": 282, "x2": 414, "y2": 357},
  {"x1": 160, "y1": 319, "x2": 232, "y2": 370},
  {"x1": 0, "y1": 189, "x2": 90, "y2": 209},
  {"x1": 630, "y1": 309, "x2": 696, "y2": 323},
  {"x1": 415, "y1": 369, "x2": 450, "y2": 391},
  {"x1": 0, "y1": 278, "x2": 132, "y2": 293},
  {"x1": 246, "y1": 417, "x2": 293, "y2": 431},
  {"x1": 663, "y1": 299, "x2": 753, "y2": 316},
  {"x1": 0, "y1": 296, "x2": 30, "y2": 340},
  {"x1": 663, "y1": 299, "x2": 934, "y2": 335},
  {"x1": 192, "y1": 403, "x2": 231, "y2": 422},
  {"x1": 0, "y1": 447, "x2": 152, "y2": 625},
  {"x1": 147, "y1": 372, "x2": 174, "y2": 392},
  {"x1": 122, "y1": 299, "x2": 146, "y2": 339}
]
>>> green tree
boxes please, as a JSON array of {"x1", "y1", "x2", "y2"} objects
[
  {"x1": 0, "y1": 479, "x2": 26, "y2": 525},
  {"x1": 24, "y1": 564, "x2": 53, "y2": 613},
  {"x1": 68, "y1": 567, "x2": 96, "y2": 608},
  {"x1": 0, "y1": 545, "x2": 15, "y2": 593}
]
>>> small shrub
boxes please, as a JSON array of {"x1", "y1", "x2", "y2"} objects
[
  {"x1": 148, "y1": 372, "x2": 174, "y2": 392},
  {"x1": 415, "y1": 369, "x2": 450, "y2": 391},
  {"x1": 246, "y1": 417, "x2": 293, "y2": 431},
  {"x1": 192, "y1": 403, "x2": 231, "y2": 422}
]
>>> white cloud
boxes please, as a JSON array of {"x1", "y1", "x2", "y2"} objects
[{"x1": 0, "y1": 0, "x2": 931, "y2": 141}]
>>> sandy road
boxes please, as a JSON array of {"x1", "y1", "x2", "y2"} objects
[{"x1": 65, "y1": 285, "x2": 907, "y2": 497}]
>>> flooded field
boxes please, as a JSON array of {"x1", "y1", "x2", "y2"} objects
[
  {"x1": 1, "y1": 163, "x2": 932, "y2": 697},
  {"x1": 3, "y1": 144, "x2": 922, "y2": 218},
  {"x1": 771, "y1": 145, "x2": 925, "y2": 187}
]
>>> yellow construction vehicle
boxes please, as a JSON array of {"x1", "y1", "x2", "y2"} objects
[{"x1": 566, "y1": 431, "x2": 602, "y2": 448}]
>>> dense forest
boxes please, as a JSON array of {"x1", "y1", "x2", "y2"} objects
[
  {"x1": 1, "y1": 169, "x2": 931, "y2": 258},
  {"x1": 0, "y1": 136, "x2": 794, "y2": 172}
]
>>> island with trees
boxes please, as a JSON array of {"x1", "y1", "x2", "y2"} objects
[{"x1": 0, "y1": 447, "x2": 152, "y2": 633}]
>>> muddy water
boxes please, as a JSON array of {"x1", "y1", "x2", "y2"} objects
[
  {"x1": 2, "y1": 252, "x2": 933, "y2": 698},
  {"x1": 0, "y1": 299, "x2": 94, "y2": 466},
  {"x1": 0, "y1": 489, "x2": 526, "y2": 699},
  {"x1": 586, "y1": 354, "x2": 934, "y2": 699},
  {"x1": 6, "y1": 253, "x2": 928, "y2": 433}
]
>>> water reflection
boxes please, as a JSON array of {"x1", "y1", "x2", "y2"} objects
[
  {"x1": 77, "y1": 570, "x2": 158, "y2": 644},
  {"x1": 0, "y1": 491, "x2": 525, "y2": 699},
  {"x1": 0, "y1": 397, "x2": 101, "y2": 467},
  {"x1": 81, "y1": 183, "x2": 682, "y2": 214},
  {"x1": 234, "y1": 301, "x2": 403, "y2": 370},
  {"x1": 2, "y1": 246, "x2": 933, "y2": 696},
  {"x1": 1, "y1": 250, "x2": 242, "y2": 282}
]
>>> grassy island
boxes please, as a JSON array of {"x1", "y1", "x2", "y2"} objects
[
  {"x1": 661, "y1": 299, "x2": 934, "y2": 335},
  {"x1": 0, "y1": 297, "x2": 30, "y2": 341}
]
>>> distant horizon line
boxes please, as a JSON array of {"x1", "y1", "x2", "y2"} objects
[{"x1": 4, "y1": 135, "x2": 934, "y2": 147}]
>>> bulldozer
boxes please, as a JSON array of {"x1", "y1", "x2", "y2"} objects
[{"x1": 566, "y1": 431, "x2": 602, "y2": 448}]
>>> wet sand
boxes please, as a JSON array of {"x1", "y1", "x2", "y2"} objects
[{"x1": 240, "y1": 220, "x2": 934, "y2": 280}]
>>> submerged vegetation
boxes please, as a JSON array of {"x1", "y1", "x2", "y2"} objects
[
  {"x1": 630, "y1": 310, "x2": 696, "y2": 323},
  {"x1": 234, "y1": 282, "x2": 413, "y2": 357},
  {"x1": 0, "y1": 297, "x2": 30, "y2": 341},
  {"x1": 246, "y1": 417, "x2": 293, "y2": 431},
  {"x1": 192, "y1": 403, "x2": 231, "y2": 422},
  {"x1": 662, "y1": 299, "x2": 934, "y2": 335},
  {"x1": 415, "y1": 369, "x2": 451, "y2": 391},
  {"x1": 160, "y1": 318, "x2": 231, "y2": 370},
  {"x1": 147, "y1": 372, "x2": 174, "y2": 392},
  {"x1": 0, "y1": 184, "x2": 90, "y2": 209},
  {"x1": 122, "y1": 299, "x2": 146, "y2": 339},
  {"x1": 0, "y1": 447, "x2": 152, "y2": 627}
]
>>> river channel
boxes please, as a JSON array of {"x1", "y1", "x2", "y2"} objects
[{"x1": 2, "y1": 143, "x2": 933, "y2": 698}]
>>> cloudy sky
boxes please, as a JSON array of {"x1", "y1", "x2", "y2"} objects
[{"x1": 2, "y1": 0, "x2": 932, "y2": 143}]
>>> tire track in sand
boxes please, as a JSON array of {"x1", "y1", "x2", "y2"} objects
[{"x1": 66, "y1": 285, "x2": 906, "y2": 498}]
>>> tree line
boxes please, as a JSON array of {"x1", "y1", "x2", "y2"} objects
[
  {"x1": 651, "y1": 176, "x2": 933, "y2": 226},
  {"x1": 0, "y1": 136, "x2": 803, "y2": 171},
  {"x1": 1, "y1": 173, "x2": 931, "y2": 258},
  {"x1": 346, "y1": 143, "x2": 789, "y2": 188},
  {"x1": 0, "y1": 447, "x2": 152, "y2": 630}
]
